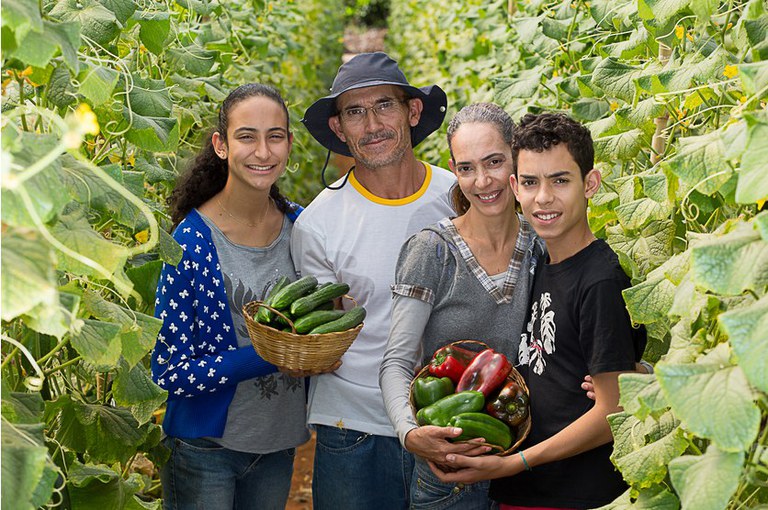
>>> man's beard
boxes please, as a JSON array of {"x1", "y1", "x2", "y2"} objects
[{"x1": 349, "y1": 129, "x2": 411, "y2": 170}]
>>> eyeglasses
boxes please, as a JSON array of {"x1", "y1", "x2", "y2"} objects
[{"x1": 339, "y1": 99, "x2": 408, "y2": 124}]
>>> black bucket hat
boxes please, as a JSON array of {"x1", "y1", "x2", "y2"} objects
[{"x1": 302, "y1": 52, "x2": 448, "y2": 157}]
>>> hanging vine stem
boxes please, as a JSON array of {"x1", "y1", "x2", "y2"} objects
[
  {"x1": 650, "y1": 44, "x2": 672, "y2": 165},
  {"x1": 679, "y1": 170, "x2": 730, "y2": 224},
  {"x1": 1, "y1": 334, "x2": 45, "y2": 390},
  {"x1": 15, "y1": 184, "x2": 135, "y2": 298}
]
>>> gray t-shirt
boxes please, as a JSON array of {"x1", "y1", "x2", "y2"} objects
[{"x1": 199, "y1": 211, "x2": 309, "y2": 453}]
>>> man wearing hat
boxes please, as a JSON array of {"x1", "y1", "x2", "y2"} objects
[{"x1": 291, "y1": 52, "x2": 456, "y2": 508}]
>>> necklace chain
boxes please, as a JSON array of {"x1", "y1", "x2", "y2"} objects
[{"x1": 216, "y1": 196, "x2": 271, "y2": 228}]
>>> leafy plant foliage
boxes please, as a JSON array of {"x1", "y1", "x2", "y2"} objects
[
  {"x1": 1, "y1": 0, "x2": 344, "y2": 507},
  {"x1": 389, "y1": 0, "x2": 767, "y2": 507}
]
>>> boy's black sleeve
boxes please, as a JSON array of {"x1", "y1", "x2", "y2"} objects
[{"x1": 578, "y1": 278, "x2": 647, "y2": 375}]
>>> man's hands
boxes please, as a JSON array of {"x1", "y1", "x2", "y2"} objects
[{"x1": 279, "y1": 359, "x2": 342, "y2": 378}]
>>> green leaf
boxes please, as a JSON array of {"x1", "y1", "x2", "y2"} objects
[
  {"x1": 738, "y1": 61, "x2": 768, "y2": 97},
  {"x1": 2, "y1": 392, "x2": 45, "y2": 424},
  {"x1": 21, "y1": 288, "x2": 81, "y2": 339},
  {"x1": 135, "y1": 11, "x2": 170, "y2": 55},
  {"x1": 663, "y1": 130, "x2": 731, "y2": 196},
  {"x1": 48, "y1": 395, "x2": 149, "y2": 464},
  {"x1": 60, "y1": 156, "x2": 145, "y2": 229},
  {"x1": 7, "y1": 20, "x2": 80, "y2": 71},
  {"x1": 78, "y1": 64, "x2": 119, "y2": 105},
  {"x1": 691, "y1": 221, "x2": 768, "y2": 295},
  {"x1": 719, "y1": 294, "x2": 768, "y2": 392},
  {"x1": 121, "y1": 107, "x2": 179, "y2": 152},
  {"x1": 166, "y1": 45, "x2": 218, "y2": 76},
  {"x1": 736, "y1": 113, "x2": 768, "y2": 204},
  {"x1": 656, "y1": 345, "x2": 760, "y2": 452},
  {"x1": 572, "y1": 98, "x2": 610, "y2": 122},
  {"x1": 1, "y1": 131, "x2": 70, "y2": 228},
  {"x1": 668, "y1": 446, "x2": 744, "y2": 510},
  {"x1": 638, "y1": 0, "x2": 692, "y2": 24},
  {"x1": 46, "y1": 64, "x2": 78, "y2": 109},
  {"x1": 607, "y1": 220, "x2": 675, "y2": 273},
  {"x1": 127, "y1": 76, "x2": 172, "y2": 117},
  {"x1": 623, "y1": 272, "x2": 676, "y2": 324},
  {"x1": 158, "y1": 227, "x2": 183, "y2": 265},
  {"x1": 50, "y1": 207, "x2": 133, "y2": 286},
  {"x1": 1, "y1": 0, "x2": 43, "y2": 44},
  {"x1": 99, "y1": 0, "x2": 136, "y2": 25},
  {"x1": 0, "y1": 231, "x2": 58, "y2": 322},
  {"x1": 609, "y1": 411, "x2": 688, "y2": 487},
  {"x1": 126, "y1": 259, "x2": 162, "y2": 312},
  {"x1": 594, "y1": 486, "x2": 680, "y2": 510},
  {"x1": 82, "y1": 291, "x2": 161, "y2": 368},
  {"x1": 134, "y1": 153, "x2": 176, "y2": 183},
  {"x1": 67, "y1": 461, "x2": 147, "y2": 510},
  {"x1": 615, "y1": 197, "x2": 673, "y2": 230},
  {"x1": 592, "y1": 58, "x2": 646, "y2": 103},
  {"x1": 70, "y1": 319, "x2": 123, "y2": 369},
  {"x1": 493, "y1": 67, "x2": 546, "y2": 101},
  {"x1": 113, "y1": 359, "x2": 166, "y2": 426},
  {"x1": 756, "y1": 211, "x2": 768, "y2": 240},
  {"x1": 618, "y1": 373, "x2": 668, "y2": 420},
  {"x1": 594, "y1": 128, "x2": 649, "y2": 163},
  {"x1": 1, "y1": 421, "x2": 58, "y2": 510},
  {"x1": 541, "y1": 17, "x2": 570, "y2": 42},
  {"x1": 49, "y1": 0, "x2": 120, "y2": 46}
]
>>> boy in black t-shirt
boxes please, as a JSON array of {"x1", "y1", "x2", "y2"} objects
[{"x1": 429, "y1": 113, "x2": 646, "y2": 509}]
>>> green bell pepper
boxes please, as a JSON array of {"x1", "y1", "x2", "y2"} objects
[
  {"x1": 413, "y1": 376, "x2": 455, "y2": 409},
  {"x1": 447, "y1": 412, "x2": 512, "y2": 450},
  {"x1": 416, "y1": 391, "x2": 485, "y2": 427}
]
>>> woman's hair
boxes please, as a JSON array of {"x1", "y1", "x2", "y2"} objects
[
  {"x1": 446, "y1": 103, "x2": 515, "y2": 216},
  {"x1": 168, "y1": 83, "x2": 296, "y2": 228}
]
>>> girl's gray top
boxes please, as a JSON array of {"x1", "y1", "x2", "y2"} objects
[
  {"x1": 199, "y1": 211, "x2": 309, "y2": 453},
  {"x1": 379, "y1": 215, "x2": 545, "y2": 445}
]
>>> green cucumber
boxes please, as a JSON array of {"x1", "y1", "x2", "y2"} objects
[
  {"x1": 314, "y1": 300, "x2": 335, "y2": 311},
  {"x1": 290, "y1": 283, "x2": 350, "y2": 317},
  {"x1": 307, "y1": 306, "x2": 366, "y2": 335},
  {"x1": 270, "y1": 275, "x2": 318, "y2": 310},
  {"x1": 293, "y1": 309, "x2": 347, "y2": 334},
  {"x1": 255, "y1": 275, "x2": 291, "y2": 324}
]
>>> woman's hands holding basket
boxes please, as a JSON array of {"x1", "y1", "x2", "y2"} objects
[{"x1": 405, "y1": 425, "x2": 492, "y2": 467}]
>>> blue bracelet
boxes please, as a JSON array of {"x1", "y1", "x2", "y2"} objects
[{"x1": 519, "y1": 451, "x2": 532, "y2": 471}]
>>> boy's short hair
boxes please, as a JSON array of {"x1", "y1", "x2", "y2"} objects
[{"x1": 511, "y1": 113, "x2": 594, "y2": 178}]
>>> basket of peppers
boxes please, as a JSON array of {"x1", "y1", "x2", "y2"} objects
[{"x1": 409, "y1": 340, "x2": 531, "y2": 456}]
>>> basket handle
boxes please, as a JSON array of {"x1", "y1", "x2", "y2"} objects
[{"x1": 252, "y1": 302, "x2": 297, "y2": 334}]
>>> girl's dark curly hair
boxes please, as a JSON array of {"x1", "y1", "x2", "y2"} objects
[
  {"x1": 511, "y1": 113, "x2": 594, "y2": 178},
  {"x1": 168, "y1": 83, "x2": 297, "y2": 228}
]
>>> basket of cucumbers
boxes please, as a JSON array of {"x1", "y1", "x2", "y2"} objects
[{"x1": 243, "y1": 275, "x2": 366, "y2": 371}]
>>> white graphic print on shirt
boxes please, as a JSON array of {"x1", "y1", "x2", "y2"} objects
[{"x1": 518, "y1": 292, "x2": 557, "y2": 375}]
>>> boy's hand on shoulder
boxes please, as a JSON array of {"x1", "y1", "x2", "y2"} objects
[{"x1": 582, "y1": 360, "x2": 652, "y2": 399}]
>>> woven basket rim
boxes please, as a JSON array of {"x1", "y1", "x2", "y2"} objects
[
  {"x1": 243, "y1": 299, "x2": 362, "y2": 371},
  {"x1": 409, "y1": 340, "x2": 530, "y2": 456}
]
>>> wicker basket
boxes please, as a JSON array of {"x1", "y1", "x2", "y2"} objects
[
  {"x1": 409, "y1": 340, "x2": 531, "y2": 456},
  {"x1": 243, "y1": 298, "x2": 363, "y2": 371}
]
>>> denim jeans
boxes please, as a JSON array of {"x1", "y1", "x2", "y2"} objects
[
  {"x1": 161, "y1": 437, "x2": 294, "y2": 510},
  {"x1": 411, "y1": 456, "x2": 491, "y2": 510},
  {"x1": 312, "y1": 425, "x2": 414, "y2": 510}
]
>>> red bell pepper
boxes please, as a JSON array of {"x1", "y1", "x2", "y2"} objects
[
  {"x1": 455, "y1": 348, "x2": 512, "y2": 397},
  {"x1": 428, "y1": 344, "x2": 478, "y2": 384}
]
